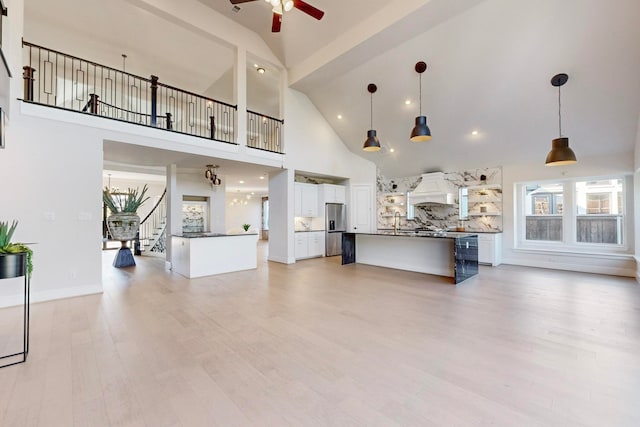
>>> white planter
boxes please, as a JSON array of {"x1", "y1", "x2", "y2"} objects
[{"x1": 107, "y1": 213, "x2": 140, "y2": 241}]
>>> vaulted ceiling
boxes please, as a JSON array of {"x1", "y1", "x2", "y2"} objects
[
  {"x1": 25, "y1": 0, "x2": 640, "y2": 180},
  {"x1": 201, "y1": 0, "x2": 640, "y2": 178}
]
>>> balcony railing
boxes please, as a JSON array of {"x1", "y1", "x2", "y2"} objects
[
  {"x1": 247, "y1": 109, "x2": 284, "y2": 154},
  {"x1": 22, "y1": 41, "x2": 240, "y2": 144}
]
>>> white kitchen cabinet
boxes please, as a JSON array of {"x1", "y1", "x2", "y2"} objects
[
  {"x1": 477, "y1": 233, "x2": 502, "y2": 266},
  {"x1": 350, "y1": 184, "x2": 373, "y2": 232},
  {"x1": 295, "y1": 231, "x2": 325, "y2": 260},
  {"x1": 319, "y1": 184, "x2": 346, "y2": 204},
  {"x1": 295, "y1": 233, "x2": 309, "y2": 259},
  {"x1": 308, "y1": 232, "x2": 325, "y2": 257},
  {"x1": 294, "y1": 183, "x2": 319, "y2": 217}
]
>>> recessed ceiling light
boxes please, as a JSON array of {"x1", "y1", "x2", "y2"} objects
[
  {"x1": 389, "y1": 148, "x2": 395, "y2": 153},
  {"x1": 405, "y1": 100, "x2": 411, "y2": 105},
  {"x1": 471, "y1": 130, "x2": 479, "y2": 135},
  {"x1": 251, "y1": 192, "x2": 255, "y2": 195},
  {"x1": 259, "y1": 175, "x2": 265, "y2": 180},
  {"x1": 254, "y1": 63, "x2": 259, "y2": 68},
  {"x1": 257, "y1": 67, "x2": 265, "y2": 74},
  {"x1": 239, "y1": 180, "x2": 245, "y2": 184},
  {"x1": 337, "y1": 114, "x2": 343, "y2": 120}
]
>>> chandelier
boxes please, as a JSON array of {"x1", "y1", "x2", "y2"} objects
[{"x1": 205, "y1": 165, "x2": 222, "y2": 187}]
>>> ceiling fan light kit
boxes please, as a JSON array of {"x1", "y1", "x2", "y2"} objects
[
  {"x1": 363, "y1": 83, "x2": 381, "y2": 152},
  {"x1": 230, "y1": 0, "x2": 324, "y2": 32},
  {"x1": 410, "y1": 61, "x2": 432, "y2": 142},
  {"x1": 545, "y1": 73, "x2": 577, "y2": 166}
]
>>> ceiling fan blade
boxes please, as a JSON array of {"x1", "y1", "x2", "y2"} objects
[
  {"x1": 230, "y1": 0, "x2": 259, "y2": 4},
  {"x1": 293, "y1": 0, "x2": 324, "y2": 20},
  {"x1": 272, "y1": 12, "x2": 282, "y2": 32}
]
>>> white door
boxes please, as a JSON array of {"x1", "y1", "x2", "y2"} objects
[{"x1": 351, "y1": 184, "x2": 373, "y2": 233}]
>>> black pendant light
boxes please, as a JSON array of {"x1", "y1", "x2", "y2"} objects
[
  {"x1": 410, "y1": 61, "x2": 432, "y2": 142},
  {"x1": 545, "y1": 73, "x2": 577, "y2": 166},
  {"x1": 363, "y1": 83, "x2": 381, "y2": 152}
]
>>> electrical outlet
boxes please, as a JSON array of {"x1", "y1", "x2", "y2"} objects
[
  {"x1": 44, "y1": 211, "x2": 56, "y2": 221},
  {"x1": 69, "y1": 269, "x2": 78, "y2": 279}
]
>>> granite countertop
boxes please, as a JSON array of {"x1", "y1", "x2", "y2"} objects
[
  {"x1": 350, "y1": 230, "x2": 478, "y2": 239},
  {"x1": 173, "y1": 232, "x2": 258, "y2": 238},
  {"x1": 294, "y1": 229, "x2": 326, "y2": 233}
]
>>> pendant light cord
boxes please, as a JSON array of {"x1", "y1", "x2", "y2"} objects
[
  {"x1": 370, "y1": 92, "x2": 373, "y2": 129},
  {"x1": 558, "y1": 85, "x2": 562, "y2": 137},
  {"x1": 418, "y1": 74, "x2": 422, "y2": 116}
]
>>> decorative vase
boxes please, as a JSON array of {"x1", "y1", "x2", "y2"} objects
[
  {"x1": 106, "y1": 213, "x2": 140, "y2": 241},
  {"x1": 0, "y1": 252, "x2": 27, "y2": 279},
  {"x1": 106, "y1": 213, "x2": 140, "y2": 268}
]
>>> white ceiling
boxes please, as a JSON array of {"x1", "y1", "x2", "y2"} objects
[
  {"x1": 103, "y1": 141, "x2": 277, "y2": 195},
  {"x1": 201, "y1": 0, "x2": 640, "y2": 178},
  {"x1": 26, "y1": 0, "x2": 640, "y2": 182}
]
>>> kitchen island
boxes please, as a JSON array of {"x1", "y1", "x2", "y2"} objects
[
  {"x1": 171, "y1": 232, "x2": 259, "y2": 278},
  {"x1": 342, "y1": 231, "x2": 478, "y2": 284}
]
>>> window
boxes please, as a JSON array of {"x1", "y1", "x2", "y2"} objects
[
  {"x1": 524, "y1": 183, "x2": 563, "y2": 241},
  {"x1": 575, "y1": 179, "x2": 623, "y2": 244},
  {"x1": 517, "y1": 176, "x2": 629, "y2": 251}
]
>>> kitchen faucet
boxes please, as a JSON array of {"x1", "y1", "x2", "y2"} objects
[{"x1": 393, "y1": 211, "x2": 401, "y2": 235}]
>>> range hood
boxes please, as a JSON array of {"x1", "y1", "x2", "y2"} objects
[{"x1": 409, "y1": 172, "x2": 455, "y2": 205}]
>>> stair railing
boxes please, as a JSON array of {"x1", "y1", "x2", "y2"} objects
[{"x1": 136, "y1": 188, "x2": 167, "y2": 255}]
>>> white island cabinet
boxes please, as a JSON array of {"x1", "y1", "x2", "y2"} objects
[
  {"x1": 171, "y1": 233, "x2": 259, "y2": 278},
  {"x1": 477, "y1": 233, "x2": 502, "y2": 266}
]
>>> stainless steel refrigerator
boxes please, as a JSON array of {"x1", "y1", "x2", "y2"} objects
[{"x1": 325, "y1": 203, "x2": 346, "y2": 256}]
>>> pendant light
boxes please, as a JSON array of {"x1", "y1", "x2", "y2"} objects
[
  {"x1": 363, "y1": 83, "x2": 381, "y2": 152},
  {"x1": 410, "y1": 61, "x2": 432, "y2": 142},
  {"x1": 545, "y1": 73, "x2": 577, "y2": 166}
]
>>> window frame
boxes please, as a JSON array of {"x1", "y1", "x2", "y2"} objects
[{"x1": 515, "y1": 175, "x2": 633, "y2": 255}]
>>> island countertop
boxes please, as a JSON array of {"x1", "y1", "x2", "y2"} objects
[
  {"x1": 173, "y1": 232, "x2": 258, "y2": 238},
  {"x1": 360, "y1": 230, "x2": 478, "y2": 239}
]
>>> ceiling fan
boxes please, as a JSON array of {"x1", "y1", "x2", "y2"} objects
[{"x1": 230, "y1": 0, "x2": 325, "y2": 32}]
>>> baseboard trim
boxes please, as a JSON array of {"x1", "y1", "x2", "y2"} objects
[
  {"x1": 0, "y1": 283, "x2": 103, "y2": 308},
  {"x1": 501, "y1": 257, "x2": 635, "y2": 278},
  {"x1": 268, "y1": 255, "x2": 295, "y2": 264}
]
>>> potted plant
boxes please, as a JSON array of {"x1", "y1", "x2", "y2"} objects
[
  {"x1": 0, "y1": 220, "x2": 33, "y2": 279},
  {"x1": 242, "y1": 224, "x2": 251, "y2": 232},
  {"x1": 103, "y1": 185, "x2": 149, "y2": 267}
]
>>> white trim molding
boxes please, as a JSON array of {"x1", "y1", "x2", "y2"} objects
[{"x1": 0, "y1": 283, "x2": 103, "y2": 308}]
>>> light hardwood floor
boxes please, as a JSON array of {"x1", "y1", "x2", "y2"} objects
[{"x1": 1, "y1": 243, "x2": 639, "y2": 426}]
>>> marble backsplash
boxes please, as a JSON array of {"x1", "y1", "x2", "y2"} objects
[{"x1": 377, "y1": 167, "x2": 503, "y2": 232}]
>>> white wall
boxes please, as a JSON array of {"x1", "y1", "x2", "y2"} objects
[
  {"x1": 225, "y1": 194, "x2": 262, "y2": 234},
  {"x1": 268, "y1": 169, "x2": 294, "y2": 264},
  {"x1": 174, "y1": 171, "x2": 226, "y2": 234},
  {"x1": 0, "y1": 114, "x2": 103, "y2": 307},
  {"x1": 634, "y1": 113, "x2": 640, "y2": 281},
  {"x1": 284, "y1": 88, "x2": 376, "y2": 186},
  {"x1": 501, "y1": 152, "x2": 636, "y2": 277}
]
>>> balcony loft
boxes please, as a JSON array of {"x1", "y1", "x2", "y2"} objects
[{"x1": 21, "y1": 41, "x2": 284, "y2": 154}]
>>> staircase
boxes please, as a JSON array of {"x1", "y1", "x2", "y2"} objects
[{"x1": 138, "y1": 189, "x2": 167, "y2": 257}]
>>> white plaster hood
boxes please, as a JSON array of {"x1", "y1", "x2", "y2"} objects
[{"x1": 409, "y1": 172, "x2": 455, "y2": 205}]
